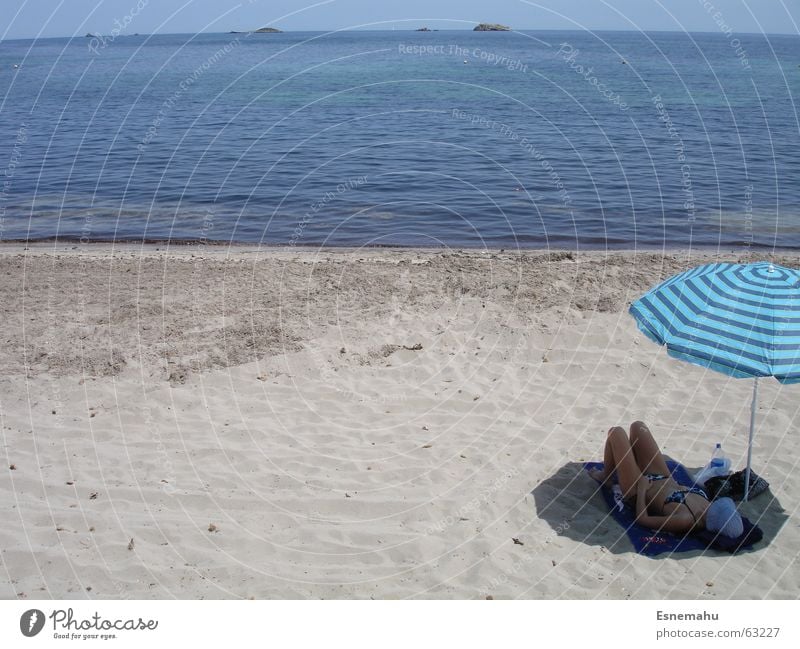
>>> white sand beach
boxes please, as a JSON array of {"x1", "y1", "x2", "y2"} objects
[{"x1": 1, "y1": 244, "x2": 798, "y2": 599}]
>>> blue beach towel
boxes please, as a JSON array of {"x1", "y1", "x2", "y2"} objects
[{"x1": 584, "y1": 460, "x2": 762, "y2": 556}]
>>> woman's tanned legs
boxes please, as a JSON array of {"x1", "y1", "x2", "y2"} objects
[
  {"x1": 598, "y1": 426, "x2": 642, "y2": 499},
  {"x1": 629, "y1": 420, "x2": 671, "y2": 478}
]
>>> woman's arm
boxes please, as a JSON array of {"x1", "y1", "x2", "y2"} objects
[
  {"x1": 634, "y1": 478, "x2": 694, "y2": 534},
  {"x1": 635, "y1": 511, "x2": 694, "y2": 534}
]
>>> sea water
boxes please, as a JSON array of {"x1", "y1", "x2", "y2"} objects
[{"x1": 0, "y1": 30, "x2": 798, "y2": 249}]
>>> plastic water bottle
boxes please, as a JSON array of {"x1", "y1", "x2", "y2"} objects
[
  {"x1": 709, "y1": 443, "x2": 729, "y2": 473},
  {"x1": 694, "y1": 443, "x2": 731, "y2": 485}
]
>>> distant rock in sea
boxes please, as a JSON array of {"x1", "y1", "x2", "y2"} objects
[
  {"x1": 85, "y1": 33, "x2": 98, "y2": 38},
  {"x1": 230, "y1": 27, "x2": 283, "y2": 34},
  {"x1": 473, "y1": 23, "x2": 511, "y2": 31}
]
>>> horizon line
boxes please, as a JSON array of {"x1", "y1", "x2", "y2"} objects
[{"x1": 3, "y1": 27, "x2": 799, "y2": 42}]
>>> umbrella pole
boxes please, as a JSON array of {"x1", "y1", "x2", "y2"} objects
[{"x1": 745, "y1": 377, "x2": 758, "y2": 502}]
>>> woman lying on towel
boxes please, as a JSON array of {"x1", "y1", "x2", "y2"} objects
[{"x1": 589, "y1": 421, "x2": 743, "y2": 538}]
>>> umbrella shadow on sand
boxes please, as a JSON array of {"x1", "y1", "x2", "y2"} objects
[{"x1": 533, "y1": 461, "x2": 790, "y2": 557}]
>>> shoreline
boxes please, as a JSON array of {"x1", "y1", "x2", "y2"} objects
[{"x1": 2, "y1": 240, "x2": 798, "y2": 257}]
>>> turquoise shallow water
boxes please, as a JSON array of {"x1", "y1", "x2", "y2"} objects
[{"x1": 0, "y1": 30, "x2": 798, "y2": 249}]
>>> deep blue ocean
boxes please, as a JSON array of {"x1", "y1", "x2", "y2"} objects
[{"x1": 0, "y1": 30, "x2": 798, "y2": 249}]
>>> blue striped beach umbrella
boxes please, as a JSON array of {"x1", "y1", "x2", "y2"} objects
[{"x1": 629, "y1": 261, "x2": 800, "y2": 500}]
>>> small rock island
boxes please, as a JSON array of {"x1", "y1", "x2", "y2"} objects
[
  {"x1": 473, "y1": 23, "x2": 511, "y2": 31},
  {"x1": 230, "y1": 26, "x2": 283, "y2": 34}
]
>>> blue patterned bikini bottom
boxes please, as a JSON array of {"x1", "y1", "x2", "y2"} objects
[
  {"x1": 664, "y1": 485, "x2": 708, "y2": 504},
  {"x1": 645, "y1": 474, "x2": 709, "y2": 505}
]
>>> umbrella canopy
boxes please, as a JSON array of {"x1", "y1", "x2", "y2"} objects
[{"x1": 629, "y1": 261, "x2": 800, "y2": 499}]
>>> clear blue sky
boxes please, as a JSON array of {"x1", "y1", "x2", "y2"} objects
[{"x1": 2, "y1": 0, "x2": 798, "y2": 39}]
